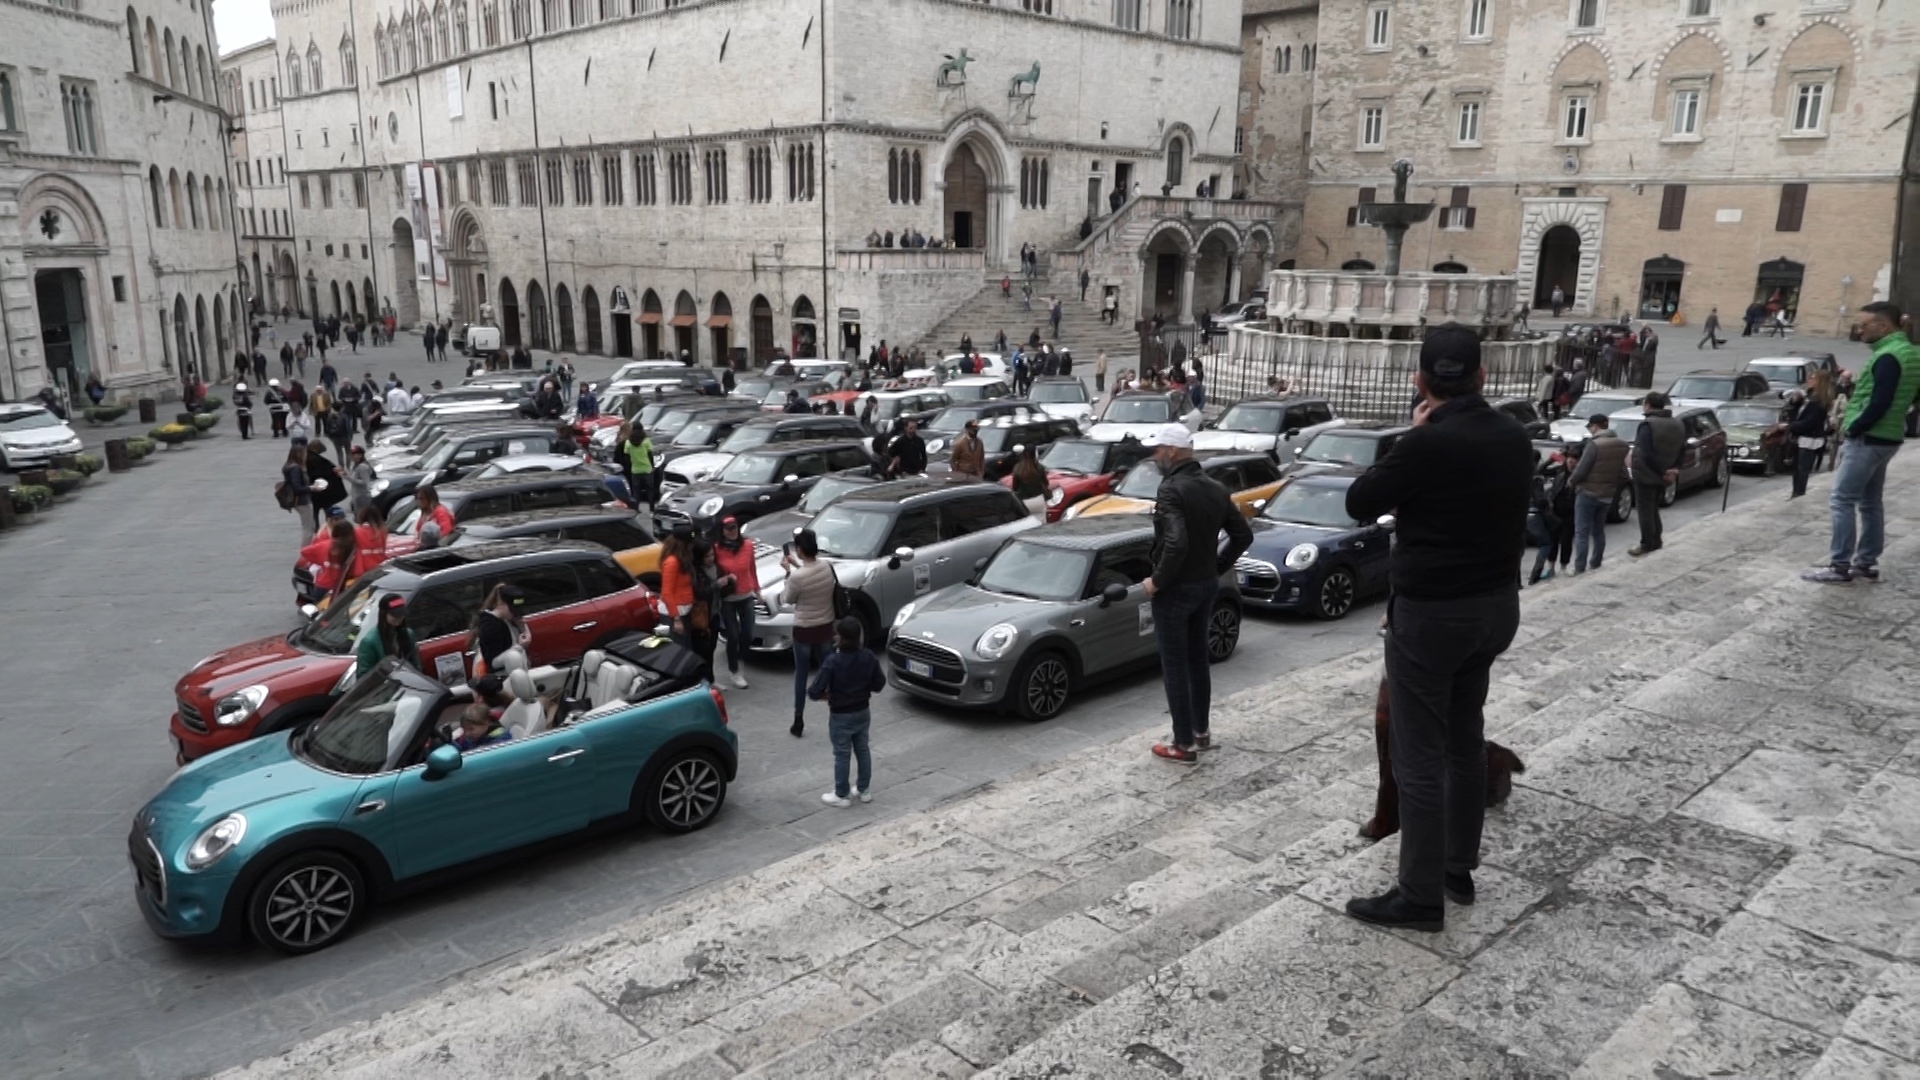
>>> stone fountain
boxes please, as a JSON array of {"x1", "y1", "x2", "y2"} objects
[{"x1": 1357, "y1": 160, "x2": 1433, "y2": 276}]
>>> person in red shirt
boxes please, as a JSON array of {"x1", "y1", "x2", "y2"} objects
[
  {"x1": 711, "y1": 517, "x2": 761, "y2": 689},
  {"x1": 300, "y1": 520, "x2": 357, "y2": 598},
  {"x1": 415, "y1": 484, "x2": 457, "y2": 547},
  {"x1": 352, "y1": 505, "x2": 389, "y2": 577}
]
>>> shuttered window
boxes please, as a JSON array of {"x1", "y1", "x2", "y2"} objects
[
  {"x1": 1657, "y1": 184, "x2": 1686, "y2": 231},
  {"x1": 1346, "y1": 186, "x2": 1377, "y2": 228},
  {"x1": 1775, "y1": 183, "x2": 1807, "y2": 233}
]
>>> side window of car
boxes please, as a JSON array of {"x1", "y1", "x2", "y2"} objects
[
  {"x1": 1302, "y1": 403, "x2": 1335, "y2": 426},
  {"x1": 941, "y1": 494, "x2": 1002, "y2": 538},
  {"x1": 499, "y1": 564, "x2": 585, "y2": 613},
  {"x1": 1208, "y1": 463, "x2": 1245, "y2": 491},
  {"x1": 1114, "y1": 442, "x2": 1153, "y2": 472},
  {"x1": 1171, "y1": 391, "x2": 1193, "y2": 414},
  {"x1": 789, "y1": 451, "x2": 829, "y2": 478},
  {"x1": 566, "y1": 521, "x2": 644, "y2": 551},
  {"x1": 1088, "y1": 543, "x2": 1155, "y2": 595},
  {"x1": 574, "y1": 556, "x2": 635, "y2": 598},
  {"x1": 565, "y1": 481, "x2": 609, "y2": 506},
  {"x1": 407, "y1": 579, "x2": 487, "y2": 640},
  {"x1": 1243, "y1": 458, "x2": 1281, "y2": 486},
  {"x1": 516, "y1": 485, "x2": 573, "y2": 511},
  {"x1": 827, "y1": 446, "x2": 869, "y2": 471},
  {"x1": 463, "y1": 493, "x2": 516, "y2": 519},
  {"x1": 451, "y1": 438, "x2": 497, "y2": 465},
  {"x1": 889, "y1": 507, "x2": 940, "y2": 550}
]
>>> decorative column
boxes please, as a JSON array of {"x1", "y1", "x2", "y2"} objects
[
  {"x1": 1227, "y1": 261, "x2": 1243, "y2": 305},
  {"x1": 1179, "y1": 257, "x2": 1195, "y2": 324},
  {"x1": 1135, "y1": 252, "x2": 1150, "y2": 325}
]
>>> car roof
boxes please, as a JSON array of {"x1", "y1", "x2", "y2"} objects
[
  {"x1": 1195, "y1": 451, "x2": 1279, "y2": 468},
  {"x1": 1227, "y1": 394, "x2": 1330, "y2": 407},
  {"x1": 389, "y1": 538, "x2": 611, "y2": 578},
  {"x1": 943, "y1": 376, "x2": 1006, "y2": 386},
  {"x1": 1284, "y1": 466, "x2": 1368, "y2": 486},
  {"x1": 735, "y1": 437, "x2": 869, "y2": 458},
  {"x1": 1746, "y1": 356, "x2": 1810, "y2": 366},
  {"x1": 1312, "y1": 421, "x2": 1408, "y2": 436},
  {"x1": 835, "y1": 475, "x2": 988, "y2": 507},
  {"x1": 0, "y1": 403, "x2": 53, "y2": 417},
  {"x1": 1608, "y1": 404, "x2": 1715, "y2": 419},
  {"x1": 438, "y1": 471, "x2": 606, "y2": 496},
  {"x1": 459, "y1": 507, "x2": 640, "y2": 533},
  {"x1": 735, "y1": 413, "x2": 863, "y2": 430},
  {"x1": 1674, "y1": 370, "x2": 1744, "y2": 378},
  {"x1": 1017, "y1": 515, "x2": 1156, "y2": 549}
]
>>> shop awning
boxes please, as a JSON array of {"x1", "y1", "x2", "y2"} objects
[
  {"x1": 636, "y1": 312, "x2": 662, "y2": 324},
  {"x1": 705, "y1": 314, "x2": 732, "y2": 328},
  {"x1": 669, "y1": 313, "x2": 696, "y2": 327}
]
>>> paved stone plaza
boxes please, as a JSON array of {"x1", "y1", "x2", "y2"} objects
[{"x1": 217, "y1": 427, "x2": 1920, "y2": 1076}]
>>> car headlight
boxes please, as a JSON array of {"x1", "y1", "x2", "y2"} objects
[
  {"x1": 371, "y1": 479, "x2": 391, "y2": 494},
  {"x1": 1047, "y1": 487, "x2": 1065, "y2": 506},
  {"x1": 592, "y1": 427, "x2": 618, "y2": 446},
  {"x1": 1284, "y1": 543, "x2": 1319, "y2": 571},
  {"x1": 697, "y1": 495, "x2": 725, "y2": 518},
  {"x1": 926, "y1": 439, "x2": 945, "y2": 454},
  {"x1": 893, "y1": 601, "x2": 917, "y2": 629},
  {"x1": 185, "y1": 813, "x2": 247, "y2": 871},
  {"x1": 213, "y1": 685, "x2": 269, "y2": 727},
  {"x1": 333, "y1": 662, "x2": 361, "y2": 695},
  {"x1": 975, "y1": 622, "x2": 1019, "y2": 660}
]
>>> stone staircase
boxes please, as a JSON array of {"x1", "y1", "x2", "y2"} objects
[{"x1": 909, "y1": 273, "x2": 1143, "y2": 365}]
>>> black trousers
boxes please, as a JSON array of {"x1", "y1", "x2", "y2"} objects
[
  {"x1": 1383, "y1": 589, "x2": 1520, "y2": 909},
  {"x1": 1634, "y1": 481, "x2": 1665, "y2": 550},
  {"x1": 1793, "y1": 447, "x2": 1817, "y2": 497}
]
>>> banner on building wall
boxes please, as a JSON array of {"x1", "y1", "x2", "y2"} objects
[
  {"x1": 422, "y1": 162, "x2": 449, "y2": 285},
  {"x1": 405, "y1": 164, "x2": 430, "y2": 283},
  {"x1": 445, "y1": 67, "x2": 463, "y2": 119}
]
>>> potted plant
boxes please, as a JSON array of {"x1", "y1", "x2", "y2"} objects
[
  {"x1": 192, "y1": 412, "x2": 218, "y2": 432},
  {"x1": 201, "y1": 394, "x2": 224, "y2": 411},
  {"x1": 125, "y1": 436, "x2": 156, "y2": 460},
  {"x1": 9, "y1": 484, "x2": 53, "y2": 513},
  {"x1": 84, "y1": 404, "x2": 128, "y2": 423},
  {"x1": 150, "y1": 423, "x2": 195, "y2": 447},
  {"x1": 73, "y1": 453, "x2": 104, "y2": 476},
  {"x1": 46, "y1": 469, "x2": 86, "y2": 496}
]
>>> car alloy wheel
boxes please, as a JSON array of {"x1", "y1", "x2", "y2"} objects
[
  {"x1": 249, "y1": 852, "x2": 362, "y2": 955},
  {"x1": 1207, "y1": 603, "x2": 1241, "y2": 662},
  {"x1": 647, "y1": 752, "x2": 727, "y2": 833},
  {"x1": 1709, "y1": 454, "x2": 1730, "y2": 488},
  {"x1": 1609, "y1": 484, "x2": 1634, "y2": 524},
  {"x1": 1660, "y1": 479, "x2": 1678, "y2": 507},
  {"x1": 1315, "y1": 568, "x2": 1356, "y2": 619},
  {"x1": 1014, "y1": 653, "x2": 1071, "y2": 721}
]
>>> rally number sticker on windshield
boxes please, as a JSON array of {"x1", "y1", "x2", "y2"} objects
[
  {"x1": 914, "y1": 563, "x2": 932, "y2": 595},
  {"x1": 1138, "y1": 604, "x2": 1154, "y2": 636}
]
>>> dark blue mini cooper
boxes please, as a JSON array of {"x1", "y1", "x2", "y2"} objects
[{"x1": 1233, "y1": 468, "x2": 1394, "y2": 620}]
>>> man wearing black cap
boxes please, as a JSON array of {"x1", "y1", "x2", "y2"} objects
[{"x1": 1342, "y1": 323, "x2": 1533, "y2": 932}]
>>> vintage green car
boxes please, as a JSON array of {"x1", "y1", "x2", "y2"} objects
[{"x1": 1716, "y1": 399, "x2": 1793, "y2": 475}]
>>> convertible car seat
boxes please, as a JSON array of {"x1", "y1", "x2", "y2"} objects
[{"x1": 502, "y1": 668, "x2": 547, "y2": 738}]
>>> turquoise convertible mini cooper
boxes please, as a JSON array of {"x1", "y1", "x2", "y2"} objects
[{"x1": 129, "y1": 636, "x2": 737, "y2": 954}]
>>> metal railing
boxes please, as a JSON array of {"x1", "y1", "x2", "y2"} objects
[
  {"x1": 836, "y1": 248, "x2": 987, "y2": 272},
  {"x1": 1207, "y1": 328, "x2": 1562, "y2": 422}
]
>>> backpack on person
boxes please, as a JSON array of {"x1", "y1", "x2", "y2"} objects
[{"x1": 273, "y1": 479, "x2": 298, "y2": 510}]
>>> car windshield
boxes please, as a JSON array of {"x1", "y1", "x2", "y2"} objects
[
  {"x1": 944, "y1": 383, "x2": 995, "y2": 402},
  {"x1": 1103, "y1": 398, "x2": 1172, "y2": 424},
  {"x1": 674, "y1": 418, "x2": 734, "y2": 446},
  {"x1": 927, "y1": 409, "x2": 981, "y2": 433},
  {"x1": 719, "y1": 454, "x2": 784, "y2": 484},
  {"x1": 293, "y1": 671, "x2": 438, "y2": 776},
  {"x1": 1717, "y1": 404, "x2": 1780, "y2": 427},
  {"x1": 799, "y1": 475, "x2": 869, "y2": 513},
  {"x1": 1576, "y1": 393, "x2": 1642, "y2": 416},
  {"x1": 1668, "y1": 376, "x2": 1736, "y2": 401},
  {"x1": 869, "y1": 396, "x2": 905, "y2": 419},
  {"x1": 0, "y1": 409, "x2": 62, "y2": 431},
  {"x1": 1028, "y1": 382, "x2": 1088, "y2": 405},
  {"x1": 979, "y1": 542, "x2": 1092, "y2": 601},
  {"x1": 1262, "y1": 482, "x2": 1359, "y2": 527},
  {"x1": 809, "y1": 505, "x2": 892, "y2": 558},
  {"x1": 653, "y1": 407, "x2": 705, "y2": 439},
  {"x1": 638, "y1": 399, "x2": 686, "y2": 427},
  {"x1": 984, "y1": 428, "x2": 1036, "y2": 453},
  {"x1": 1215, "y1": 404, "x2": 1284, "y2": 435},
  {"x1": 718, "y1": 425, "x2": 775, "y2": 453},
  {"x1": 1748, "y1": 362, "x2": 1805, "y2": 385},
  {"x1": 1113, "y1": 459, "x2": 1167, "y2": 499},
  {"x1": 1612, "y1": 417, "x2": 1644, "y2": 444},
  {"x1": 1041, "y1": 441, "x2": 1111, "y2": 475},
  {"x1": 417, "y1": 438, "x2": 461, "y2": 473},
  {"x1": 735, "y1": 377, "x2": 775, "y2": 400},
  {"x1": 1299, "y1": 432, "x2": 1383, "y2": 466},
  {"x1": 296, "y1": 573, "x2": 392, "y2": 654}
]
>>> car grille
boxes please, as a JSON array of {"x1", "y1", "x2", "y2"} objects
[
  {"x1": 1233, "y1": 556, "x2": 1281, "y2": 587},
  {"x1": 753, "y1": 540, "x2": 779, "y2": 560},
  {"x1": 659, "y1": 472, "x2": 692, "y2": 494},
  {"x1": 887, "y1": 636, "x2": 966, "y2": 685},
  {"x1": 177, "y1": 697, "x2": 209, "y2": 734},
  {"x1": 753, "y1": 596, "x2": 775, "y2": 619},
  {"x1": 128, "y1": 822, "x2": 166, "y2": 906}
]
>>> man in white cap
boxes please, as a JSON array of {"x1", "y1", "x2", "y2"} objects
[
  {"x1": 264, "y1": 378, "x2": 290, "y2": 437},
  {"x1": 1143, "y1": 422, "x2": 1251, "y2": 764}
]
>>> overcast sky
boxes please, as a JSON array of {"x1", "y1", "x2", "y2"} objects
[{"x1": 214, "y1": 0, "x2": 275, "y2": 54}]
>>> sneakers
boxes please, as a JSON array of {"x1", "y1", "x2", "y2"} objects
[
  {"x1": 1344, "y1": 888, "x2": 1444, "y2": 932},
  {"x1": 1444, "y1": 872, "x2": 1476, "y2": 906},
  {"x1": 820, "y1": 792, "x2": 851, "y2": 808},
  {"x1": 1195, "y1": 733, "x2": 1216, "y2": 752},
  {"x1": 730, "y1": 672, "x2": 749, "y2": 689},
  {"x1": 1628, "y1": 546, "x2": 1653, "y2": 558},
  {"x1": 1152, "y1": 743, "x2": 1198, "y2": 764},
  {"x1": 857, "y1": 789, "x2": 873, "y2": 804},
  {"x1": 1802, "y1": 565, "x2": 1853, "y2": 585},
  {"x1": 1853, "y1": 565, "x2": 1881, "y2": 584}
]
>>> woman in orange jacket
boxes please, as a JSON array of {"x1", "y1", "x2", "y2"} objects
[{"x1": 659, "y1": 524, "x2": 717, "y2": 681}]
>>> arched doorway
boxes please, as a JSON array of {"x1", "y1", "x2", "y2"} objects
[
  {"x1": 1194, "y1": 229, "x2": 1239, "y2": 313},
  {"x1": 943, "y1": 143, "x2": 990, "y2": 251},
  {"x1": 213, "y1": 294, "x2": 229, "y2": 371},
  {"x1": 194, "y1": 296, "x2": 211, "y2": 380},
  {"x1": 671, "y1": 290, "x2": 697, "y2": 362},
  {"x1": 1754, "y1": 259, "x2": 1805, "y2": 322},
  {"x1": 278, "y1": 251, "x2": 297, "y2": 316},
  {"x1": 1340, "y1": 259, "x2": 1376, "y2": 271},
  {"x1": 251, "y1": 253, "x2": 265, "y2": 313},
  {"x1": 750, "y1": 295, "x2": 774, "y2": 366},
  {"x1": 330, "y1": 280, "x2": 343, "y2": 315},
  {"x1": 363, "y1": 278, "x2": 376, "y2": 319},
  {"x1": 34, "y1": 271, "x2": 94, "y2": 396},
  {"x1": 583, "y1": 287, "x2": 603, "y2": 354},
  {"x1": 609, "y1": 286, "x2": 633, "y2": 358},
  {"x1": 500, "y1": 279, "x2": 521, "y2": 347},
  {"x1": 527, "y1": 280, "x2": 550, "y2": 350},
  {"x1": 640, "y1": 289, "x2": 663, "y2": 358},
  {"x1": 1143, "y1": 226, "x2": 1192, "y2": 321},
  {"x1": 172, "y1": 295, "x2": 193, "y2": 379},
  {"x1": 792, "y1": 295, "x2": 817, "y2": 358},
  {"x1": 1639, "y1": 256, "x2": 1685, "y2": 320},
  {"x1": 1532, "y1": 225, "x2": 1581, "y2": 309},
  {"x1": 555, "y1": 284, "x2": 576, "y2": 351},
  {"x1": 450, "y1": 213, "x2": 485, "y2": 325},
  {"x1": 708, "y1": 292, "x2": 733, "y2": 367},
  {"x1": 390, "y1": 218, "x2": 420, "y2": 326}
]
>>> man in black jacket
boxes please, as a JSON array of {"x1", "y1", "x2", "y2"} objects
[
  {"x1": 1629, "y1": 391, "x2": 1686, "y2": 556},
  {"x1": 1343, "y1": 323, "x2": 1532, "y2": 932},
  {"x1": 887, "y1": 419, "x2": 927, "y2": 477},
  {"x1": 1144, "y1": 424, "x2": 1253, "y2": 764}
]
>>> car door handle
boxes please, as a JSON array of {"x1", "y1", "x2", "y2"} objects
[
  {"x1": 354, "y1": 799, "x2": 387, "y2": 815},
  {"x1": 758, "y1": 494, "x2": 771, "y2": 500},
  {"x1": 572, "y1": 621, "x2": 598, "y2": 632},
  {"x1": 934, "y1": 557, "x2": 951, "y2": 564},
  {"x1": 548, "y1": 748, "x2": 586, "y2": 763},
  {"x1": 1069, "y1": 619, "x2": 1085, "y2": 627}
]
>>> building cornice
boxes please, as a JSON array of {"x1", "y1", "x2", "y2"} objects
[
  {"x1": 0, "y1": 0, "x2": 120, "y2": 32},
  {"x1": 1307, "y1": 172, "x2": 1902, "y2": 187},
  {"x1": 9, "y1": 149, "x2": 142, "y2": 170}
]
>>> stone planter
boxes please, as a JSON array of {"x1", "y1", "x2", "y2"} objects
[
  {"x1": 105, "y1": 439, "x2": 132, "y2": 473},
  {"x1": 138, "y1": 398, "x2": 157, "y2": 423}
]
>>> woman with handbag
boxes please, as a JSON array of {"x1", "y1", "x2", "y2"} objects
[
  {"x1": 712, "y1": 516, "x2": 761, "y2": 689},
  {"x1": 660, "y1": 524, "x2": 718, "y2": 682}
]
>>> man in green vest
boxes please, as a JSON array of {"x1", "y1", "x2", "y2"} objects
[{"x1": 1804, "y1": 302, "x2": 1920, "y2": 584}]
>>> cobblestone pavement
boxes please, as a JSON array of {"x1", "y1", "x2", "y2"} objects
[{"x1": 221, "y1": 444, "x2": 1920, "y2": 1075}]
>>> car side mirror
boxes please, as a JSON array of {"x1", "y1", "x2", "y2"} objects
[
  {"x1": 783, "y1": 473, "x2": 800, "y2": 485},
  {"x1": 300, "y1": 603, "x2": 320, "y2": 621},
  {"x1": 1686, "y1": 437, "x2": 1700, "y2": 447},
  {"x1": 1376, "y1": 514, "x2": 1396, "y2": 532},
  {"x1": 424, "y1": 744, "x2": 463, "y2": 779},
  {"x1": 974, "y1": 556, "x2": 989, "y2": 573},
  {"x1": 887, "y1": 545, "x2": 913, "y2": 570},
  {"x1": 1099, "y1": 583, "x2": 1129, "y2": 607},
  {"x1": 1285, "y1": 427, "x2": 1300, "y2": 439},
  {"x1": 1250, "y1": 499, "x2": 1267, "y2": 511}
]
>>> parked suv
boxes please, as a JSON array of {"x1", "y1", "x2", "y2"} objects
[
  {"x1": 751, "y1": 477, "x2": 1040, "y2": 649},
  {"x1": 1611, "y1": 405, "x2": 1729, "y2": 504},
  {"x1": 654, "y1": 439, "x2": 876, "y2": 535},
  {"x1": 661, "y1": 413, "x2": 870, "y2": 493},
  {"x1": 1194, "y1": 395, "x2": 1343, "y2": 460},
  {"x1": 174, "y1": 541, "x2": 661, "y2": 763},
  {"x1": 381, "y1": 471, "x2": 617, "y2": 534},
  {"x1": 1088, "y1": 389, "x2": 1203, "y2": 442},
  {"x1": 928, "y1": 416, "x2": 1082, "y2": 480},
  {"x1": 370, "y1": 425, "x2": 572, "y2": 514}
]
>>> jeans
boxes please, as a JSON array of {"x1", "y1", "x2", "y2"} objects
[
  {"x1": 1572, "y1": 491, "x2": 1608, "y2": 572},
  {"x1": 828, "y1": 709, "x2": 872, "y2": 798},
  {"x1": 1828, "y1": 438, "x2": 1901, "y2": 569},
  {"x1": 1634, "y1": 482, "x2": 1666, "y2": 551},
  {"x1": 293, "y1": 502, "x2": 315, "y2": 544},
  {"x1": 719, "y1": 599, "x2": 755, "y2": 672},
  {"x1": 1151, "y1": 578, "x2": 1218, "y2": 747},
  {"x1": 792, "y1": 638, "x2": 830, "y2": 717},
  {"x1": 1384, "y1": 589, "x2": 1520, "y2": 909},
  {"x1": 1793, "y1": 447, "x2": 1817, "y2": 498}
]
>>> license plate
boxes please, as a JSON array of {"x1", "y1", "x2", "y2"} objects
[
  {"x1": 1236, "y1": 572, "x2": 1250, "y2": 586},
  {"x1": 906, "y1": 660, "x2": 932, "y2": 677}
]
